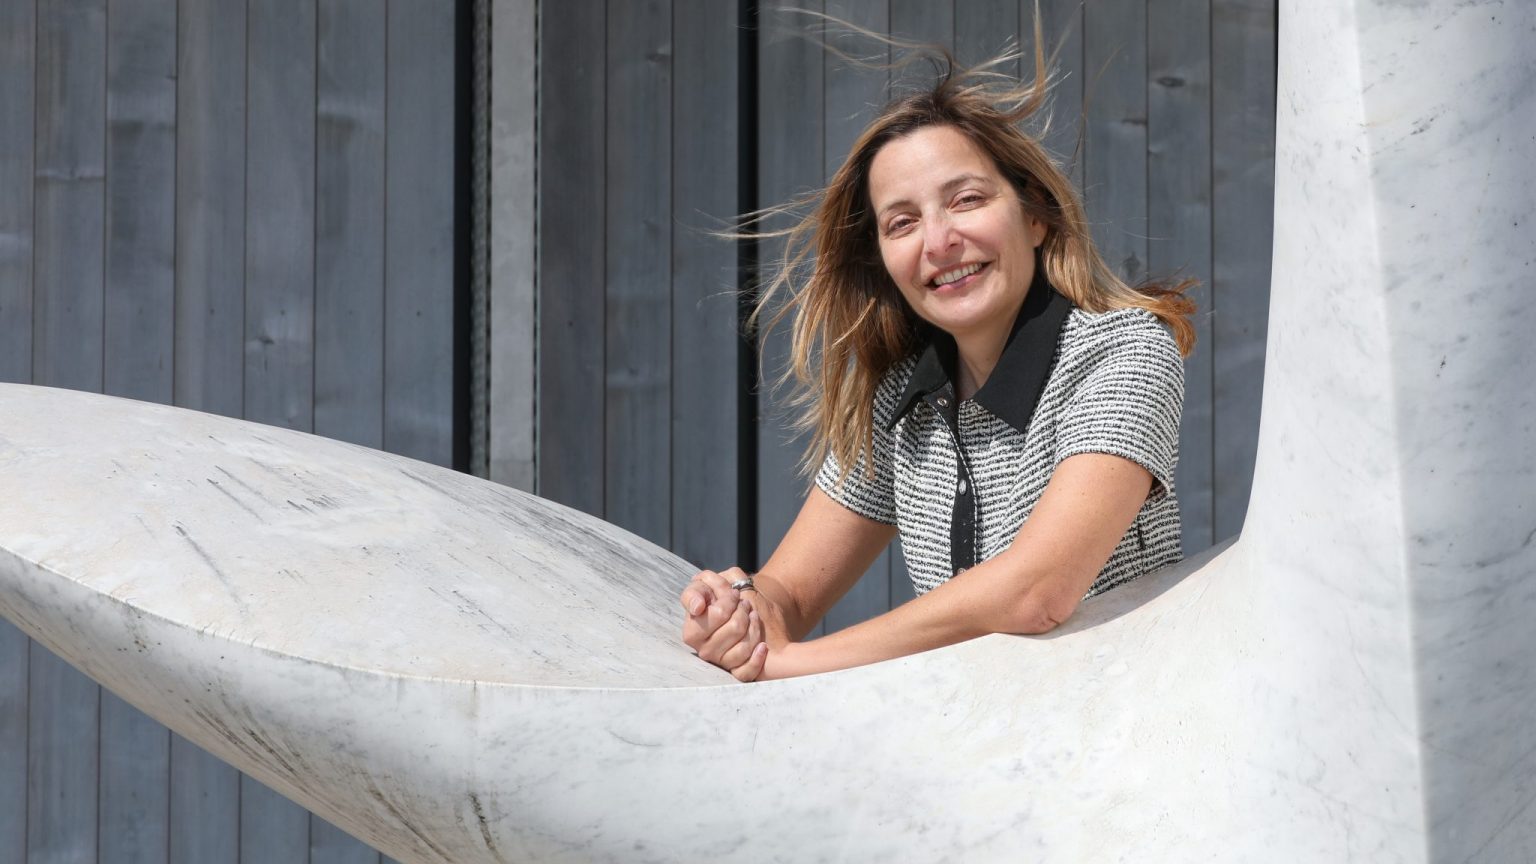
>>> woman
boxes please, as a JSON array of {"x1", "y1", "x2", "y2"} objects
[{"x1": 682, "y1": 44, "x2": 1194, "y2": 682}]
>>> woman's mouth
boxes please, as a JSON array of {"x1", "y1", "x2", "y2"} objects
[{"x1": 929, "y1": 261, "x2": 988, "y2": 290}]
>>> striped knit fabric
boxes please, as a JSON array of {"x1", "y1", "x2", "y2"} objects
[{"x1": 816, "y1": 306, "x2": 1185, "y2": 597}]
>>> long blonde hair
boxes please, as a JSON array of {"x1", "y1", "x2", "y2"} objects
[{"x1": 747, "y1": 26, "x2": 1196, "y2": 483}]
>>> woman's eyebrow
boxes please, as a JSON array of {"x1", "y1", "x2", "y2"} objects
[{"x1": 875, "y1": 173, "x2": 995, "y2": 218}]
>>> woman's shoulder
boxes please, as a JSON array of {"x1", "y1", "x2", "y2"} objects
[{"x1": 1060, "y1": 305, "x2": 1180, "y2": 361}]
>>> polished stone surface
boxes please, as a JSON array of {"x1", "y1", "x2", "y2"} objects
[{"x1": 1, "y1": 1, "x2": 1533, "y2": 861}]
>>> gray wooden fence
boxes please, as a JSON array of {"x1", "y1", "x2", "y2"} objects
[{"x1": 0, "y1": 0, "x2": 459, "y2": 860}]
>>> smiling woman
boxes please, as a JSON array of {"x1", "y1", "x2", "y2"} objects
[{"x1": 681, "y1": 32, "x2": 1196, "y2": 682}]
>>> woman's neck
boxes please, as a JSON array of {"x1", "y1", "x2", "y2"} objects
[{"x1": 954, "y1": 332, "x2": 1008, "y2": 400}]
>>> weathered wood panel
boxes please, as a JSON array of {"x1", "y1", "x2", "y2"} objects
[
  {"x1": 1149, "y1": 0, "x2": 1216, "y2": 553},
  {"x1": 488, "y1": 0, "x2": 537, "y2": 492},
  {"x1": 33, "y1": 0, "x2": 106, "y2": 394},
  {"x1": 174, "y1": 0, "x2": 246, "y2": 418},
  {"x1": 0, "y1": 2, "x2": 37, "y2": 852},
  {"x1": 0, "y1": 0, "x2": 34, "y2": 386},
  {"x1": 239, "y1": 778, "x2": 308, "y2": 864},
  {"x1": 245, "y1": 0, "x2": 318, "y2": 433},
  {"x1": 0, "y1": 622, "x2": 27, "y2": 864},
  {"x1": 104, "y1": 0, "x2": 177, "y2": 405},
  {"x1": 100, "y1": 693, "x2": 169, "y2": 864},
  {"x1": 672, "y1": 0, "x2": 745, "y2": 567},
  {"x1": 316, "y1": 0, "x2": 388, "y2": 450},
  {"x1": 29, "y1": 650, "x2": 100, "y2": 863},
  {"x1": 605, "y1": 0, "x2": 673, "y2": 545},
  {"x1": 1035, "y1": 0, "x2": 1084, "y2": 183},
  {"x1": 312, "y1": 816, "x2": 381, "y2": 864},
  {"x1": 757, "y1": 0, "x2": 826, "y2": 632},
  {"x1": 537, "y1": 1, "x2": 607, "y2": 513},
  {"x1": 821, "y1": 0, "x2": 892, "y2": 634},
  {"x1": 169, "y1": 735, "x2": 237, "y2": 864},
  {"x1": 1082, "y1": 0, "x2": 1148, "y2": 287},
  {"x1": 956, "y1": 0, "x2": 1017, "y2": 74},
  {"x1": 384, "y1": 0, "x2": 458, "y2": 468},
  {"x1": 1212, "y1": 0, "x2": 1276, "y2": 541}
]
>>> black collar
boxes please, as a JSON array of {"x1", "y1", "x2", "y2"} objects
[{"x1": 886, "y1": 276, "x2": 1073, "y2": 433}]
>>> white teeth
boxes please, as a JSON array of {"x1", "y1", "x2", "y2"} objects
[{"x1": 934, "y1": 262, "x2": 982, "y2": 286}]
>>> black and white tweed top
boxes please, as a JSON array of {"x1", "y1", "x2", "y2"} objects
[{"x1": 815, "y1": 286, "x2": 1184, "y2": 598}]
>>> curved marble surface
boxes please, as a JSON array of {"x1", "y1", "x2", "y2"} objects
[{"x1": 1, "y1": 1, "x2": 1533, "y2": 861}]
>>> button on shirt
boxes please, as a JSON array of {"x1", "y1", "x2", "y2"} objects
[{"x1": 815, "y1": 286, "x2": 1184, "y2": 598}]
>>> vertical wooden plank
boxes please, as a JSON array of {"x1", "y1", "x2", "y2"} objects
[
  {"x1": 316, "y1": 0, "x2": 387, "y2": 449},
  {"x1": 175, "y1": 0, "x2": 246, "y2": 418},
  {"x1": 537, "y1": 1, "x2": 606, "y2": 513},
  {"x1": 100, "y1": 692, "x2": 170, "y2": 864},
  {"x1": 105, "y1": 0, "x2": 177, "y2": 405},
  {"x1": 1149, "y1": 0, "x2": 1214, "y2": 555},
  {"x1": 488, "y1": 0, "x2": 537, "y2": 491},
  {"x1": 0, "y1": 622, "x2": 28, "y2": 864},
  {"x1": 27, "y1": 650, "x2": 99, "y2": 863},
  {"x1": 954, "y1": 0, "x2": 1016, "y2": 74},
  {"x1": 311, "y1": 816, "x2": 381, "y2": 864},
  {"x1": 168, "y1": 735, "x2": 237, "y2": 864},
  {"x1": 1082, "y1": 0, "x2": 1148, "y2": 286},
  {"x1": 671, "y1": 0, "x2": 743, "y2": 567},
  {"x1": 0, "y1": 3, "x2": 35, "y2": 853},
  {"x1": 1211, "y1": 0, "x2": 1275, "y2": 541},
  {"x1": 819, "y1": 0, "x2": 890, "y2": 633},
  {"x1": 239, "y1": 778, "x2": 308, "y2": 864},
  {"x1": 1034, "y1": 0, "x2": 1084, "y2": 184},
  {"x1": 385, "y1": 0, "x2": 457, "y2": 467},
  {"x1": 605, "y1": 0, "x2": 672, "y2": 545},
  {"x1": 245, "y1": 0, "x2": 318, "y2": 432},
  {"x1": 0, "y1": 0, "x2": 36, "y2": 386},
  {"x1": 757, "y1": 0, "x2": 824, "y2": 631},
  {"x1": 33, "y1": 0, "x2": 107, "y2": 393}
]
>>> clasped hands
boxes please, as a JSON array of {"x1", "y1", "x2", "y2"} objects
[{"x1": 679, "y1": 567, "x2": 777, "y2": 682}]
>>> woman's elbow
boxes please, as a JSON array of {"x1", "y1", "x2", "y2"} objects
[{"x1": 1006, "y1": 585, "x2": 1082, "y2": 635}]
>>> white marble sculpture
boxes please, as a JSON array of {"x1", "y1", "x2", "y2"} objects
[{"x1": 1, "y1": 1, "x2": 1532, "y2": 860}]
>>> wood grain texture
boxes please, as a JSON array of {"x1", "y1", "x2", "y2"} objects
[
  {"x1": 311, "y1": 815, "x2": 382, "y2": 864},
  {"x1": 1149, "y1": 0, "x2": 1215, "y2": 554},
  {"x1": 820, "y1": 0, "x2": 892, "y2": 634},
  {"x1": 756, "y1": 0, "x2": 824, "y2": 631},
  {"x1": 488, "y1": 0, "x2": 537, "y2": 491},
  {"x1": 169, "y1": 735, "x2": 238, "y2": 864},
  {"x1": 537, "y1": 0, "x2": 606, "y2": 513},
  {"x1": 33, "y1": 0, "x2": 106, "y2": 393},
  {"x1": 105, "y1": 0, "x2": 177, "y2": 404},
  {"x1": 671, "y1": 0, "x2": 744, "y2": 567},
  {"x1": 605, "y1": 0, "x2": 673, "y2": 546},
  {"x1": 1034, "y1": 0, "x2": 1084, "y2": 184},
  {"x1": 28, "y1": 650, "x2": 99, "y2": 863},
  {"x1": 1082, "y1": 0, "x2": 1148, "y2": 287},
  {"x1": 175, "y1": 0, "x2": 247, "y2": 418},
  {"x1": 0, "y1": 0, "x2": 35, "y2": 385},
  {"x1": 239, "y1": 776, "x2": 309, "y2": 864},
  {"x1": 1212, "y1": 0, "x2": 1276, "y2": 542},
  {"x1": 100, "y1": 692, "x2": 170, "y2": 864},
  {"x1": 316, "y1": 0, "x2": 387, "y2": 450},
  {"x1": 245, "y1": 0, "x2": 318, "y2": 433},
  {"x1": 384, "y1": 0, "x2": 457, "y2": 467},
  {"x1": 0, "y1": 622, "x2": 27, "y2": 864},
  {"x1": 955, "y1": 0, "x2": 1016, "y2": 74}
]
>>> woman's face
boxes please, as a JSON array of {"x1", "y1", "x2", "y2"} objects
[{"x1": 866, "y1": 125, "x2": 1046, "y2": 351}]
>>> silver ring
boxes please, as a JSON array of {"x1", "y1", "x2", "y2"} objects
[{"x1": 730, "y1": 575, "x2": 755, "y2": 592}]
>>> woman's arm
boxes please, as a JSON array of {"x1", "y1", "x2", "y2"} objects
[{"x1": 758, "y1": 451, "x2": 1153, "y2": 679}]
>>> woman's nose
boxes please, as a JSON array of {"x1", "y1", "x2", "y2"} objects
[{"x1": 922, "y1": 213, "x2": 959, "y2": 255}]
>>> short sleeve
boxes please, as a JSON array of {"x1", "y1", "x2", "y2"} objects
[
  {"x1": 812, "y1": 364, "x2": 909, "y2": 525},
  {"x1": 1054, "y1": 317, "x2": 1185, "y2": 501}
]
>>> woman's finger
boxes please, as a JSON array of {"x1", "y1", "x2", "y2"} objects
[
  {"x1": 698, "y1": 597, "x2": 751, "y2": 664},
  {"x1": 716, "y1": 603, "x2": 763, "y2": 670},
  {"x1": 731, "y1": 642, "x2": 768, "y2": 683},
  {"x1": 679, "y1": 576, "x2": 714, "y2": 617}
]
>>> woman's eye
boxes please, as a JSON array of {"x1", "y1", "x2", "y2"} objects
[
  {"x1": 955, "y1": 192, "x2": 986, "y2": 208},
  {"x1": 885, "y1": 216, "x2": 915, "y2": 235}
]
